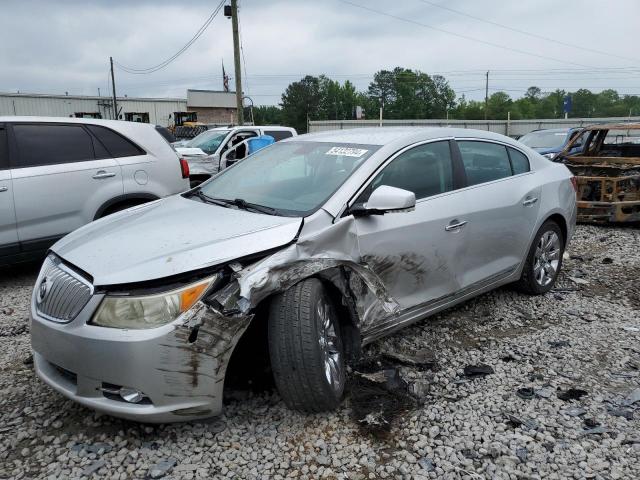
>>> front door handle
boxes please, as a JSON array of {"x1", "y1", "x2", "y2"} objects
[
  {"x1": 445, "y1": 220, "x2": 468, "y2": 231},
  {"x1": 0, "y1": 186, "x2": 7, "y2": 193},
  {"x1": 92, "y1": 170, "x2": 116, "y2": 179},
  {"x1": 523, "y1": 196, "x2": 538, "y2": 206}
]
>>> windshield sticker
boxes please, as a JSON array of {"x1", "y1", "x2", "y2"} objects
[{"x1": 325, "y1": 147, "x2": 368, "y2": 157}]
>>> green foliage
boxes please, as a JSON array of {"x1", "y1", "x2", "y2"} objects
[
  {"x1": 251, "y1": 105, "x2": 283, "y2": 125},
  {"x1": 272, "y1": 68, "x2": 640, "y2": 129}
]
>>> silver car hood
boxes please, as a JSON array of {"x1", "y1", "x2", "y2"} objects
[{"x1": 51, "y1": 195, "x2": 302, "y2": 286}]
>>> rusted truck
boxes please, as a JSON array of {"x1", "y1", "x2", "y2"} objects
[{"x1": 555, "y1": 123, "x2": 640, "y2": 223}]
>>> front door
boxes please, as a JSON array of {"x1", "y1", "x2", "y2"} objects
[
  {"x1": 454, "y1": 140, "x2": 541, "y2": 290},
  {"x1": 9, "y1": 123, "x2": 123, "y2": 250},
  {"x1": 0, "y1": 124, "x2": 18, "y2": 257},
  {"x1": 352, "y1": 140, "x2": 468, "y2": 328}
]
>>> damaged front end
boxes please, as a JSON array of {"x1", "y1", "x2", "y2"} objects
[{"x1": 31, "y1": 215, "x2": 403, "y2": 423}]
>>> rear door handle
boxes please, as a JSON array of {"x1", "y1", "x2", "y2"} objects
[
  {"x1": 445, "y1": 220, "x2": 467, "y2": 231},
  {"x1": 0, "y1": 186, "x2": 7, "y2": 193},
  {"x1": 92, "y1": 170, "x2": 116, "y2": 179},
  {"x1": 523, "y1": 196, "x2": 538, "y2": 206}
]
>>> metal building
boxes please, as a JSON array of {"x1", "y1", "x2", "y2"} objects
[{"x1": 0, "y1": 90, "x2": 239, "y2": 127}]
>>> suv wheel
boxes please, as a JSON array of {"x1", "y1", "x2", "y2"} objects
[
  {"x1": 515, "y1": 220, "x2": 564, "y2": 295},
  {"x1": 268, "y1": 278, "x2": 345, "y2": 412}
]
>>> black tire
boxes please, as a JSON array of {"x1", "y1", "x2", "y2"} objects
[
  {"x1": 514, "y1": 220, "x2": 565, "y2": 295},
  {"x1": 268, "y1": 278, "x2": 346, "y2": 412}
]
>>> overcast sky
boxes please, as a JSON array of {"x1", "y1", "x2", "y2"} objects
[{"x1": 2, "y1": 0, "x2": 639, "y2": 105}]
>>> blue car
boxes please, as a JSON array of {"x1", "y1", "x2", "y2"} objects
[{"x1": 519, "y1": 128, "x2": 584, "y2": 159}]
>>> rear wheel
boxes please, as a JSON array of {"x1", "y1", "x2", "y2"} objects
[
  {"x1": 268, "y1": 278, "x2": 345, "y2": 412},
  {"x1": 515, "y1": 220, "x2": 564, "y2": 295}
]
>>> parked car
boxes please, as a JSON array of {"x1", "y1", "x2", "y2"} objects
[
  {"x1": 518, "y1": 127, "x2": 584, "y2": 159},
  {"x1": 0, "y1": 117, "x2": 190, "y2": 265},
  {"x1": 30, "y1": 127, "x2": 576, "y2": 422},
  {"x1": 555, "y1": 123, "x2": 640, "y2": 222},
  {"x1": 174, "y1": 125, "x2": 297, "y2": 186}
]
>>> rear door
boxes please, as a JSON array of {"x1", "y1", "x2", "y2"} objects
[
  {"x1": 0, "y1": 124, "x2": 19, "y2": 257},
  {"x1": 353, "y1": 140, "x2": 468, "y2": 319},
  {"x1": 454, "y1": 139, "x2": 541, "y2": 290},
  {"x1": 9, "y1": 123, "x2": 124, "y2": 249}
]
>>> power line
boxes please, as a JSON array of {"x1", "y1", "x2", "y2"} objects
[
  {"x1": 338, "y1": 0, "x2": 595, "y2": 68},
  {"x1": 417, "y1": 0, "x2": 639, "y2": 65},
  {"x1": 114, "y1": 1, "x2": 225, "y2": 74}
]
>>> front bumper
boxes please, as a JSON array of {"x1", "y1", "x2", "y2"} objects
[
  {"x1": 577, "y1": 200, "x2": 640, "y2": 223},
  {"x1": 31, "y1": 288, "x2": 251, "y2": 423}
]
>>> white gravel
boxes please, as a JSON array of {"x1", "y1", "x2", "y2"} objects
[{"x1": 1, "y1": 224, "x2": 639, "y2": 479}]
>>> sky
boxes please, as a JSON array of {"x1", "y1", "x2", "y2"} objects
[{"x1": 1, "y1": 0, "x2": 640, "y2": 106}]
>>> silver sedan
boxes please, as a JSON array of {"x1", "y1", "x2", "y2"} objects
[{"x1": 30, "y1": 127, "x2": 577, "y2": 422}]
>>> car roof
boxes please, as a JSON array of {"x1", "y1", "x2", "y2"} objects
[
  {"x1": 293, "y1": 126, "x2": 524, "y2": 148},
  {"x1": 525, "y1": 128, "x2": 571, "y2": 135}
]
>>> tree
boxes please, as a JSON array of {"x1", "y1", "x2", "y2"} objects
[
  {"x1": 486, "y1": 91, "x2": 513, "y2": 119},
  {"x1": 280, "y1": 75, "x2": 323, "y2": 133},
  {"x1": 365, "y1": 67, "x2": 456, "y2": 119},
  {"x1": 252, "y1": 105, "x2": 283, "y2": 125}
]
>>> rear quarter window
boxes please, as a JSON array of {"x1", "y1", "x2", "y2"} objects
[
  {"x1": 87, "y1": 125, "x2": 145, "y2": 158},
  {"x1": 12, "y1": 124, "x2": 95, "y2": 167},
  {"x1": 507, "y1": 147, "x2": 530, "y2": 174},
  {"x1": 263, "y1": 130, "x2": 293, "y2": 141}
]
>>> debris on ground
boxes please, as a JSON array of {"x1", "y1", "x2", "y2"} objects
[
  {"x1": 463, "y1": 364, "x2": 494, "y2": 378},
  {"x1": 148, "y1": 458, "x2": 177, "y2": 479},
  {"x1": 557, "y1": 388, "x2": 588, "y2": 401},
  {"x1": 349, "y1": 367, "x2": 417, "y2": 437},
  {"x1": 516, "y1": 387, "x2": 535, "y2": 400}
]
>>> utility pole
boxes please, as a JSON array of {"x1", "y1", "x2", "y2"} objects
[
  {"x1": 231, "y1": 0, "x2": 244, "y2": 125},
  {"x1": 110, "y1": 57, "x2": 118, "y2": 120},
  {"x1": 484, "y1": 70, "x2": 489, "y2": 120}
]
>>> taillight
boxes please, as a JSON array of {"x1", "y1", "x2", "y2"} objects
[
  {"x1": 179, "y1": 158, "x2": 189, "y2": 179},
  {"x1": 570, "y1": 176, "x2": 578, "y2": 192}
]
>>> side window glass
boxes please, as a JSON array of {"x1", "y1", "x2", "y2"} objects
[
  {"x1": 265, "y1": 130, "x2": 293, "y2": 141},
  {"x1": 86, "y1": 125, "x2": 144, "y2": 158},
  {"x1": 13, "y1": 124, "x2": 95, "y2": 167},
  {"x1": 457, "y1": 141, "x2": 512, "y2": 186},
  {"x1": 0, "y1": 126, "x2": 8, "y2": 170},
  {"x1": 357, "y1": 141, "x2": 454, "y2": 203},
  {"x1": 508, "y1": 148, "x2": 530, "y2": 175}
]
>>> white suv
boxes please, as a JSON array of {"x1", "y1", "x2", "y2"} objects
[{"x1": 0, "y1": 117, "x2": 190, "y2": 265}]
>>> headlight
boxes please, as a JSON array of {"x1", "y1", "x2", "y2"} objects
[
  {"x1": 91, "y1": 275, "x2": 218, "y2": 329},
  {"x1": 542, "y1": 153, "x2": 556, "y2": 159}
]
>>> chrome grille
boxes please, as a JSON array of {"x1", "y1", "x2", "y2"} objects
[{"x1": 35, "y1": 256, "x2": 93, "y2": 323}]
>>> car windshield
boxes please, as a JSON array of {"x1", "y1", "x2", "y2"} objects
[
  {"x1": 186, "y1": 130, "x2": 230, "y2": 154},
  {"x1": 519, "y1": 130, "x2": 568, "y2": 149},
  {"x1": 197, "y1": 141, "x2": 379, "y2": 216}
]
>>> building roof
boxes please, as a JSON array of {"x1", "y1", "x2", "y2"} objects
[{"x1": 0, "y1": 91, "x2": 185, "y2": 102}]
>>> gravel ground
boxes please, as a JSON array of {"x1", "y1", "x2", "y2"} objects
[{"x1": 1, "y1": 224, "x2": 639, "y2": 480}]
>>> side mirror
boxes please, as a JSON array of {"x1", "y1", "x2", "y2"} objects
[{"x1": 351, "y1": 185, "x2": 416, "y2": 216}]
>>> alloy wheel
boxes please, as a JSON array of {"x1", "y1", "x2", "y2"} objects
[{"x1": 533, "y1": 230, "x2": 561, "y2": 287}]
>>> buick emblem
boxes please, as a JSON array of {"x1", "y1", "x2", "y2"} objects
[{"x1": 37, "y1": 277, "x2": 49, "y2": 304}]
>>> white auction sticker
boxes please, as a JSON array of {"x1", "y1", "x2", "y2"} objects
[{"x1": 325, "y1": 146, "x2": 368, "y2": 157}]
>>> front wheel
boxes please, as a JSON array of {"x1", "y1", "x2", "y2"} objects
[
  {"x1": 515, "y1": 220, "x2": 565, "y2": 295},
  {"x1": 268, "y1": 278, "x2": 345, "y2": 412}
]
